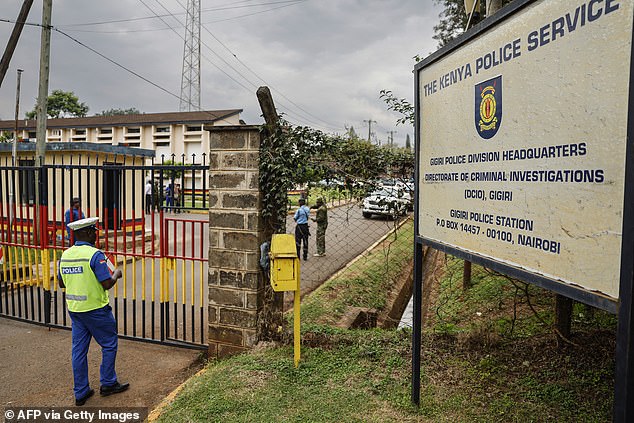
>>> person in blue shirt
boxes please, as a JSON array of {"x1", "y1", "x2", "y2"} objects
[
  {"x1": 58, "y1": 217, "x2": 129, "y2": 406},
  {"x1": 293, "y1": 198, "x2": 311, "y2": 261},
  {"x1": 64, "y1": 197, "x2": 85, "y2": 243}
]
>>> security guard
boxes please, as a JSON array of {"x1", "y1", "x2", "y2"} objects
[{"x1": 58, "y1": 217, "x2": 129, "y2": 406}]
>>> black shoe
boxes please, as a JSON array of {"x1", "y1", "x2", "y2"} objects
[
  {"x1": 100, "y1": 381, "x2": 130, "y2": 396},
  {"x1": 75, "y1": 388, "x2": 94, "y2": 406}
]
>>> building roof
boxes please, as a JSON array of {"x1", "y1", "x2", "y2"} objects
[
  {"x1": 0, "y1": 109, "x2": 243, "y2": 130},
  {"x1": 0, "y1": 142, "x2": 155, "y2": 157}
]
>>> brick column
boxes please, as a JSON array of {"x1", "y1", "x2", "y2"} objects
[{"x1": 206, "y1": 125, "x2": 264, "y2": 358}]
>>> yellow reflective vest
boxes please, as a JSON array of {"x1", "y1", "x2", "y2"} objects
[{"x1": 59, "y1": 245, "x2": 109, "y2": 312}]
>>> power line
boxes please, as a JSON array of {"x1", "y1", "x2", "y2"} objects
[
  {"x1": 198, "y1": 10, "x2": 343, "y2": 131},
  {"x1": 155, "y1": 0, "x2": 340, "y2": 131},
  {"x1": 54, "y1": 2, "x2": 307, "y2": 34},
  {"x1": 137, "y1": 0, "x2": 313, "y2": 128},
  {"x1": 56, "y1": 0, "x2": 306, "y2": 27},
  {"x1": 2, "y1": 6, "x2": 342, "y2": 132},
  {"x1": 51, "y1": 27, "x2": 237, "y2": 125}
]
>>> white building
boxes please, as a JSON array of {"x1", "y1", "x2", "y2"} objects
[{"x1": 0, "y1": 109, "x2": 243, "y2": 164}]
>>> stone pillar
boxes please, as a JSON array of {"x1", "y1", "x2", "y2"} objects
[{"x1": 206, "y1": 125, "x2": 264, "y2": 358}]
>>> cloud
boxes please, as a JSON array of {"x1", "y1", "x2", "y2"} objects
[{"x1": 0, "y1": 0, "x2": 442, "y2": 146}]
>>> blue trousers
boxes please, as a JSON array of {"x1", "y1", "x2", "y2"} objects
[{"x1": 69, "y1": 305, "x2": 118, "y2": 399}]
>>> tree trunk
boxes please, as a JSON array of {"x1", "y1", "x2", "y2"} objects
[{"x1": 486, "y1": 0, "x2": 504, "y2": 16}]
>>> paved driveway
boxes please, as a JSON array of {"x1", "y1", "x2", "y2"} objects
[{"x1": 0, "y1": 318, "x2": 200, "y2": 412}]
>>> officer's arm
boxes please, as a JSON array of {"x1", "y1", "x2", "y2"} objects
[
  {"x1": 100, "y1": 269, "x2": 122, "y2": 290},
  {"x1": 57, "y1": 266, "x2": 65, "y2": 288}
]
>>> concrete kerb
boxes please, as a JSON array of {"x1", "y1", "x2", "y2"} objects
[{"x1": 147, "y1": 367, "x2": 207, "y2": 422}]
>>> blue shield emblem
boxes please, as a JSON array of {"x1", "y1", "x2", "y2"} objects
[{"x1": 475, "y1": 76, "x2": 502, "y2": 139}]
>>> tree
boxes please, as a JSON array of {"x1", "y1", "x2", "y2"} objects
[
  {"x1": 25, "y1": 89, "x2": 88, "y2": 119},
  {"x1": 405, "y1": 134, "x2": 412, "y2": 150},
  {"x1": 380, "y1": 90, "x2": 414, "y2": 126},
  {"x1": 96, "y1": 107, "x2": 141, "y2": 116},
  {"x1": 432, "y1": 0, "x2": 515, "y2": 48},
  {"x1": 381, "y1": 1, "x2": 516, "y2": 127},
  {"x1": 433, "y1": 0, "x2": 469, "y2": 48},
  {"x1": 259, "y1": 120, "x2": 415, "y2": 224}
]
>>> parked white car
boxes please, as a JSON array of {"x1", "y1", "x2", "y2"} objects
[{"x1": 362, "y1": 187, "x2": 411, "y2": 219}]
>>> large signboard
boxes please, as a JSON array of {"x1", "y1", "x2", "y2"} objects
[{"x1": 415, "y1": 0, "x2": 633, "y2": 304}]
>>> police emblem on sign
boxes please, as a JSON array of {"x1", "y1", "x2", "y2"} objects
[{"x1": 475, "y1": 76, "x2": 502, "y2": 139}]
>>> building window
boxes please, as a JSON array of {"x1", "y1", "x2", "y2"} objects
[
  {"x1": 74, "y1": 129, "x2": 86, "y2": 135},
  {"x1": 185, "y1": 125, "x2": 201, "y2": 132},
  {"x1": 19, "y1": 159, "x2": 35, "y2": 205},
  {"x1": 50, "y1": 129, "x2": 61, "y2": 136},
  {"x1": 28, "y1": 131, "x2": 36, "y2": 139},
  {"x1": 99, "y1": 128, "x2": 112, "y2": 134},
  {"x1": 155, "y1": 142, "x2": 170, "y2": 147},
  {"x1": 126, "y1": 127, "x2": 140, "y2": 134},
  {"x1": 155, "y1": 126, "x2": 170, "y2": 133}
]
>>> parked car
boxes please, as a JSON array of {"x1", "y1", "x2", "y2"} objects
[{"x1": 362, "y1": 187, "x2": 411, "y2": 219}]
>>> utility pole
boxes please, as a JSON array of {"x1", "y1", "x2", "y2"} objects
[
  {"x1": 388, "y1": 130, "x2": 397, "y2": 147},
  {"x1": 35, "y1": 0, "x2": 51, "y2": 163},
  {"x1": 0, "y1": 0, "x2": 34, "y2": 88},
  {"x1": 13, "y1": 68, "x2": 23, "y2": 159},
  {"x1": 9, "y1": 68, "x2": 23, "y2": 242},
  {"x1": 363, "y1": 119, "x2": 376, "y2": 142},
  {"x1": 34, "y1": 0, "x2": 51, "y2": 247}
]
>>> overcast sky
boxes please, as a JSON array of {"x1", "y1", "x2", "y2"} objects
[{"x1": 0, "y1": 0, "x2": 443, "y2": 146}]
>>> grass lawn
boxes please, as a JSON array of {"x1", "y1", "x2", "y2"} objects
[{"x1": 155, "y1": 236, "x2": 616, "y2": 422}]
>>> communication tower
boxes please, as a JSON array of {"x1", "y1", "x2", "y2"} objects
[{"x1": 179, "y1": 0, "x2": 201, "y2": 111}]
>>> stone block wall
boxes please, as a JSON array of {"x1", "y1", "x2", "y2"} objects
[{"x1": 206, "y1": 125, "x2": 265, "y2": 358}]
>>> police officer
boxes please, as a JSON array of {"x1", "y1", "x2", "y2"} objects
[
  {"x1": 311, "y1": 197, "x2": 328, "y2": 257},
  {"x1": 58, "y1": 217, "x2": 129, "y2": 406}
]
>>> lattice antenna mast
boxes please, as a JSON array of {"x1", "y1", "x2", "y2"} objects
[{"x1": 179, "y1": 0, "x2": 201, "y2": 111}]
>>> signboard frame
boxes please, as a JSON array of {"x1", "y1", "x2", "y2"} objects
[{"x1": 411, "y1": 0, "x2": 634, "y2": 420}]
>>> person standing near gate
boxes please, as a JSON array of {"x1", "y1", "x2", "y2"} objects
[
  {"x1": 145, "y1": 179, "x2": 153, "y2": 214},
  {"x1": 294, "y1": 198, "x2": 311, "y2": 261},
  {"x1": 311, "y1": 197, "x2": 328, "y2": 257},
  {"x1": 58, "y1": 217, "x2": 129, "y2": 406},
  {"x1": 64, "y1": 197, "x2": 85, "y2": 243}
]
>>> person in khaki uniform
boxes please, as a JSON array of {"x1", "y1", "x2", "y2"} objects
[{"x1": 312, "y1": 198, "x2": 328, "y2": 257}]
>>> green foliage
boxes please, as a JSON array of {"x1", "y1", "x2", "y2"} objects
[
  {"x1": 301, "y1": 220, "x2": 414, "y2": 325},
  {"x1": 433, "y1": 0, "x2": 469, "y2": 48},
  {"x1": 433, "y1": 0, "x2": 517, "y2": 48},
  {"x1": 96, "y1": 107, "x2": 141, "y2": 116},
  {"x1": 25, "y1": 89, "x2": 89, "y2": 119},
  {"x1": 259, "y1": 120, "x2": 414, "y2": 231},
  {"x1": 379, "y1": 90, "x2": 414, "y2": 126},
  {"x1": 156, "y1": 330, "x2": 418, "y2": 423},
  {"x1": 0, "y1": 131, "x2": 12, "y2": 142},
  {"x1": 156, "y1": 159, "x2": 187, "y2": 179}
]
